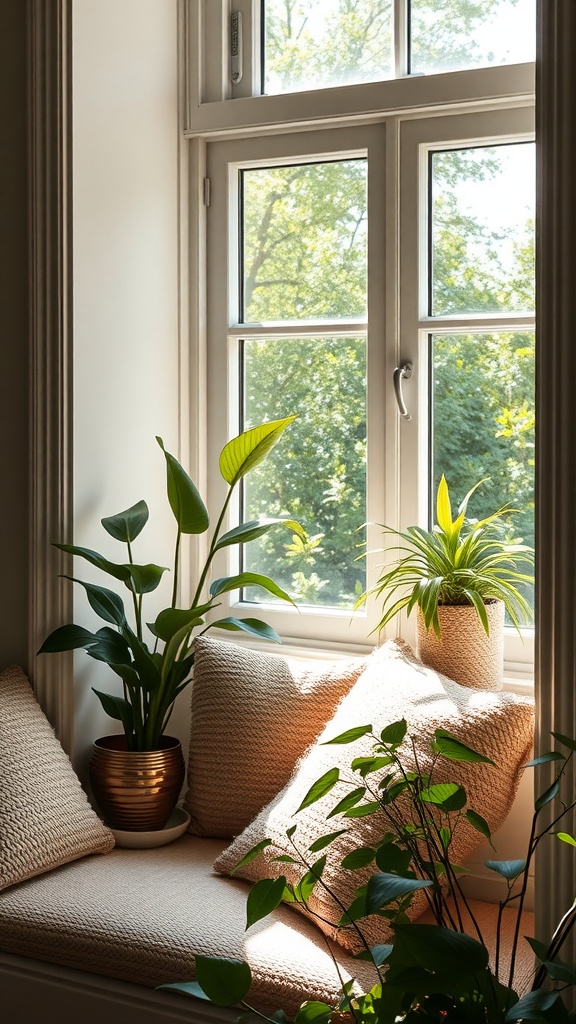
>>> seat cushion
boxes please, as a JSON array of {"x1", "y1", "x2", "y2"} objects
[
  {"x1": 214, "y1": 639, "x2": 534, "y2": 953},
  {"x1": 184, "y1": 636, "x2": 365, "y2": 837},
  {"x1": 0, "y1": 834, "x2": 375, "y2": 1017},
  {"x1": 0, "y1": 665, "x2": 114, "y2": 891}
]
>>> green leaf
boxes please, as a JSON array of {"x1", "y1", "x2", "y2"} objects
[
  {"x1": 551, "y1": 731, "x2": 576, "y2": 751},
  {"x1": 209, "y1": 617, "x2": 282, "y2": 643},
  {"x1": 91, "y1": 689, "x2": 134, "y2": 735},
  {"x1": 322, "y1": 724, "x2": 372, "y2": 745},
  {"x1": 465, "y1": 808, "x2": 493, "y2": 846},
  {"x1": 366, "y1": 873, "x2": 432, "y2": 913},
  {"x1": 54, "y1": 544, "x2": 132, "y2": 583},
  {"x1": 524, "y1": 752, "x2": 566, "y2": 767},
  {"x1": 157, "y1": 980, "x2": 210, "y2": 1002},
  {"x1": 153, "y1": 605, "x2": 212, "y2": 643},
  {"x1": 219, "y1": 417, "x2": 296, "y2": 487},
  {"x1": 38, "y1": 623, "x2": 98, "y2": 654},
  {"x1": 505, "y1": 990, "x2": 565, "y2": 1021},
  {"x1": 338, "y1": 890, "x2": 367, "y2": 927},
  {"x1": 156, "y1": 437, "x2": 209, "y2": 534},
  {"x1": 209, "y1": 572, "x2": 296, "y2": 607},
  {"x1": 391, "y1": 922, "x2": 489, "y2": 975},
  {"x1": 536, "y1": 778, "x2": 561, "y2": 812},
  {"x1": 436, "y1": 474, "x2": 453, "y2": 533},
  {"x1": 420, "y1": 782, "x2": 467, "y2": 811},
  {"x1": 354, "y1": 944, "x2": 393, "y2": 966},
  {"x1": 101, "y1": 500, "x2": 149, "y2": 543},
  {"x1": 344, "y1": 801, "x2": 381, "y2": 818},
  {"x1": 485, "y1": 859, "x2": 526, "y2": 881},
  {"x1": 231, "y1": 839, "x2": 273, "y2": 876},
  {"x1": 341, "y1": 847, "x2": 376, "y2": 870},
  {"x1": 295, "y1": 768, "x2": 340, "y2": 814},
  {"x1": 433, "y1": 729, "x2": 496, "y2": 766},
  {"x1": 308, "y1": 829, "x2": 348, "y2": 853},
  {"x1": 194, "y1": 955, "x2": 252, "y2": 1007},
  {"x1": 294, "y1": 1002, "x2": 333, "y2": 1024},
  {"x1": 125, "y1": 563, "x2": 169, "y2": 595},
  {"x1": 214, "y1": 517, "x2": 304, "y2": 551},
  {"x1": 246, "y1": 876, "x2": 286, "y2": 929},
  {"x1": 350, "y1": 756, "x2": 393, "y2": 777},
  {"x1": 298, "y1": 856, "x2": 327, "y2": 903},
  {"x1": 556, "y1": 832, "x2": 576, "y2": 846},
  {"x1": 326, "y1": 786, "x2": 366, "y2": 819},
  {"x1": 65, "y1": 577, "x2": 127, "y2": 627},
  {"x1": 380, "y1": 719, "x2": 408, "y2": 745},
  {"x1": 375, "y1": 844, "x2": 412, "y2": 875}
]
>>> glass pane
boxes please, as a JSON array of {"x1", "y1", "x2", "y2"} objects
[
  {"x1": 410, "y1": 0, "x2": 536, "y2": 75},
  {"x1": 241, "y1": 336, "x2": 366, "y2": 609},
  {"x1": 263, "y1": 0, "x2": 392, "y2": 95},
  {"x1": 432, "y1": 331, "x2": 534, "y2": 613},
  {"x1": 431, "y1": 143, "x2": 535, "y2": 317},
  {"x1": 242, "y1": 160, "x2": 367, "y2": 323}
]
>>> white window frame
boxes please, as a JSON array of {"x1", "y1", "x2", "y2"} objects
[{"x1": 183, "y1": 0, "x2": 536, "y2": 678}]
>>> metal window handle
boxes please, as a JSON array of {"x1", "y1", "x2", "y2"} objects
[{"x1": 393, "y1": 361, "x2": 413, "y2": 420}]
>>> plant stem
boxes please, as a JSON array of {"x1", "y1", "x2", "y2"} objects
[
  {"x1": 171, "y1": 529, "x2": 181, "y2": 608},
  {"x1": 191, "y1": 487, "x2": 233, "y2": 610},
  {"x1": 126, "y1": 539, "x2": 141, "y2": 640}
]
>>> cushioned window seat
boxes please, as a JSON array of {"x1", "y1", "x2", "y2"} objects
[{"x1": 0, "y1": 834, "x2": 535, "y2": 1024}]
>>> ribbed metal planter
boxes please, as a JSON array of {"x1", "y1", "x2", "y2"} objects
[
  {"x1": 417, "y1": 599, "x2": 505, "y2": 691},
  {"x1": 90, "y1": 735, "x2": 185, "y2": 831}
]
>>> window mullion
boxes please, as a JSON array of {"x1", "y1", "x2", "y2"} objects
[{"x1": 394, "y1": 0, "x2": 410, "y2": 78}]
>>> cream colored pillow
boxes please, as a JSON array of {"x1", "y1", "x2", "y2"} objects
[
  {"x1": 184, "y1": 636, "x2": 366, "y2": 837},
  {"x1": 0, "y1": 665, "x2": 115, "y2": 891},
  {"x1": 214, "y1": 639, "x2": 534, "y2": 953}
]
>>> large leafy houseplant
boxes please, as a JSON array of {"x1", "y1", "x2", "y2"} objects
[
  {"x1": 360, "y1": 475, "x2": 534, "y2": 638},
  {"x1": 39, "y1": 417, "x2": 303, "y2": 751},
  {"x1": 162, "y1": 724, "x2": 576, "y2": 1023}
]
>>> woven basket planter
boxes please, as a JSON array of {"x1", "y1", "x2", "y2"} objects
[{"x1": 416, "y1": 599, "x2": 505, "y2": 691}]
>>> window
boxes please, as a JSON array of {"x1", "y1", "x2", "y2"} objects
[{"x1": 188, "y1": 1, "x2": 535, "y2": 671}]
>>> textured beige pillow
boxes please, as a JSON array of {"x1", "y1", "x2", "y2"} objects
[
  {"x1": 184, "y1": 636, "x2": 366, "y2": 837},
  {"x1": 214, "y1": 639, "x2": 534, "y2": 953},
  {"x1": 0, "y1": 665, "x2": 115, "y2": 891}
]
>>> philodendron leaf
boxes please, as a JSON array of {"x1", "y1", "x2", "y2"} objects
[
  {"x1": 157, "y1": 980, "x2": 209, "y2": 1002},
  {"x1": 465, "y1": 809, "x2": 493, "y2": 847},
  {"x1": 92, "y1": 689, "x2": 134, "y2": 734},
  {"x1": 322, "y1": 724, "x2": 372, "y2": 745},
  {"x1": 124, "y1": 563, "x2": 169, "y2": 595},
  {"x1": 391, "y1": 923, "x2": 489, "y2": 975},
  {"x1": 485, "y1": 859, "x2": 526, "y2": 881},
  {"x1": 535, "y1": 779, "x2": 561, "y2": 812},
  {"x1": 504, "y1": 990, "x2": 565, "y2": 1021},
  {"x1": 246, "y1": 876, "x2": 286, "y2": 929},
  {"x1": 380, "y1": 719, "x2": 408, "y2": 745},
  {"x1": 153, "y1": 606, "x2": 211, "y2": 643},
  {"x1": 64, "y1": 577, "x2": 127, "y2": 627},
  {"x1": 366, "y1": 873, "x2": 432, "y2": 914},
  {"x1": 219, "y1": 417, "x2": 296, "y2": 487},
  {"x1": 101, "y1": 500, "x2": 149, "y2": 543},
  {"x1": 38, "y1": 624, "x2": 98, "y2": 654},
  {"x1": 295, "y1": 768, "x2": 340, "y2": 814},
  {"x1": 156, "y1": 437, "x2": 209, "y2": 535},
  {"x1": 194, "y1": 955, "x2": 252, "y2": 1007},
  {"x1": 209, "y1": 617, "x2": 282, "y2": 643},
  {"x1": 433, "y1": 729, "x2": 496, "y2": 766},
  {"x1": 209, "y1": 572, "x2": 296, "y2": 607}
]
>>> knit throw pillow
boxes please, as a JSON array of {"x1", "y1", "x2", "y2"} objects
[
  {"x1": 214, "y1": 639, "x2": 534, "y2": 953},
  {"x1": 0, "y1": 665, "x2": 115, "y2": 891},
  {"x1": 184, "y1": 636, "x2": 366, "y2": 838}
]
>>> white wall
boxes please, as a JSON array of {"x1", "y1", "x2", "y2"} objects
[{"x1": 72, "y1": 0, "x2": 188, "y2": 770}]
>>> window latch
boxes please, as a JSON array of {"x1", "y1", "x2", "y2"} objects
[
  {"x1": 393, "y1": 361, "x2": 413, "y2": 420},
  {"x1": 230, "y1": 12, "x2": 243, "y2": 84}
]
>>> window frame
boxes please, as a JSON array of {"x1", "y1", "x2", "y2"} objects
[{"x1": 184, "y1": 0, "x2": 536, "y2": 678}]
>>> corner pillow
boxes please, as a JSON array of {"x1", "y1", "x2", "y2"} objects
[
  {"x1": 184, "y1": 636, "x2": 366, "y2": 837},
  {"x1": 214, "y1": 639, "x2": 534, "y2": 953},
  {"x1": 0, "y1": 665, "x2": 115, "y2": 891}
]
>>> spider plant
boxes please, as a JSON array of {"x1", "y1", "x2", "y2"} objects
[{"x1": 360, "y1": 475, "x2": 534, "y2": 637}]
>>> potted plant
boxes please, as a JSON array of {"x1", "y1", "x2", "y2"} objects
[
  {"x1": 161, "y1": 723, "x2": 576, "y2": 1023},
  {"x1": 359, "y1": 476, "x2": 534, "y2": 690},
  {"x1": 39, "y1": 417, "x2": 303, "y2": 831}
]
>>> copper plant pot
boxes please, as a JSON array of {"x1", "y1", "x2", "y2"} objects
[{"x1": 90, "y1": 735, "x2": 185, "y2": 831}]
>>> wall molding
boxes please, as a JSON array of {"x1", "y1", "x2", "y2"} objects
[{"x1": 27, "y1": 0, "x2": 74, "y2": 750}]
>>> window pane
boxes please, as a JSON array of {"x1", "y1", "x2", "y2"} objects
[
  {"x1": 410, "y1": 0, "x2": 536, "y2": 76},
  {"x1": 263, "y1": 0, "x2": 392, "y2": 95},
  {"x1": 432, "y1": 331, "x2": 534, "y2": 612},
  {"x1": 241, "y1": 336, "x2": 366, "y2": 609},
  {"x1": 431, "y1": 143, "x2": 535, "y2": 317},
  {"x1": 242, "y1": 160, "x2": 367, "y2": 323}
]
